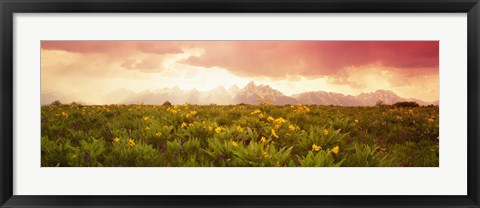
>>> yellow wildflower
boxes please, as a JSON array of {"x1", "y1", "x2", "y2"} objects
[
  {"x1": 145, "y1": 126, "x2": 151, "y2": 130},
  {"x1": 355, "y1": 119, "x2": 359, "y2": 123},
  {"x1": 251, "y1": 110, "x2": 261, "y2": 115},
  {"x1": 143, "y1": 116, "x2": 150, "y2": 121},
  {"x1": 274, "y1": 117, "x2": 287, "y2": 125},
  {"x1": 232, "y1": 141, "x2": 238, "y2": 147},
  {"x1": 323, "y1": 129, "x2": 329, "y2": 136},
  {"x1": 332, "y1": 146, "x2": 340, "y2": 155},
  {"x1": 304, "y1": 106, "x2": 310, "y2": 112},
  {"x1": 288, "y1": 125, "x2": 296, "y2": 131},
  {"x1": 61, "y1": 112, "x2": 69, "y2": 119},
  {"x1": 262, "y1": 150, "x2": 269, "y2": 158},
  {"x1": 215, "y1": 127, "x2": 222, "y2": 133},
  {"x1": 188, "y1": 123, "x2": 194, "y2": 127},
  {"x1": 236, "y1": 126, "x2": 244, "y2": 133},
  {"x1": 185, "y1": 113, "x2": 191, "y2": 119},
  {"x1": 312, "y1": 144, "x2": 321, "y2": 151},
  {"x1": 271, "y1": 129, "x2": 279, "y2": 138},
  {"x1": 260, "y1": 136, "x2": 267, "y2": 143},
  {"x1": 267, "y1": 116, "x2": 274, "y2": 122},
  {"x1": 190, "y1": 110, "x2": 197, "y2": 116},
  {"x1": 258, "y1": 113, "x2": 265, "y2": 119},
  {"x1": 155, "y1": 132, "x2": 162, "y2": 137},
  {"x1": 72, "y1": 154, "x2": 77, "y2": 159},
  {"x1": 181, "y1": 122, "x2": 187, "y2": 128},
  {"x1": 208, "y1": 126, "x2": 213, "y2": 131},
  {"x1": 113, "y1": 137, "x2": 120, "y2": 143},
  {"x1": 427, "y1": 118, "x2": 435, "y2": 123},
  {"x1": 128, "y1": 139, "x2": 135, "y2": 147}
]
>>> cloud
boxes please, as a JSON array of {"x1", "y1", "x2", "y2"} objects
[
  {"x1": 41, "y1": 41, "x2": 183, "y2": 55},
  {"x1": 182, "y1": 41, "x2": 439, "y2": 78}
]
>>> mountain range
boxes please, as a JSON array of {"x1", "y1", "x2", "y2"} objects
[{"x1": 89, "y1": 81, "x2": 436, "y2": 106}]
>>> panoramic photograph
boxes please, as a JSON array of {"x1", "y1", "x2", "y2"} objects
[{"x1": 41, "y1": 41, "x2": 439, "y2": 167}]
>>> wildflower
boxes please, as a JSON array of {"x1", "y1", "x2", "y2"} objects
[
  {"x1": 215, "y1": 127, "x2": 222, "y2": 133},
  {"x1": 323, "y1": 129, "x2": 329, "y2": 136},
  {"x1": 427, "y1": 118, "x2": 435, "y2": 123},
  {"x1": 128, "y1": 139, "x2": 135, "y2": 147},
  {"x1": 145, "y1": 126, "x2": 151, "y2": 130},
  {"x1": 155, "y1": 132, "x2": 162, "y2": 137},
  {"x1": 258, "y1": 113, "x2": 265, "y2": 119},
  {"x1": 113, "y1": 137, "x2": 120, "y2": 143},
  {"x1": 236, "y1": 126, "x2": 244, "y2": 133},
  {"x1": 274, "y1": 124, "x2": 280, "y2": 129},
  {"x1": 355, "y1": 119, "x2": 359, "y2": 123},
  {"x1": 208, "y1": 126, "x2": 213, "y2": 131},
  {"x1": 61, "y1": 112, "x2": 69, "y2": 119},
  {"x1": 262, "y1": 150, "x2": 269, "y2": 158},
  {"x1": 332, "y1": 146, "x2": 340, "y2": 155},
  {"x1": 188, "y1": 123, "x2": 194, "y2": 127},
  {"x1": 251, "y1": 110, "x2": 261, "y2": 115},
  {"x1": 275, "y1": 161, "x2": 281, "y2": 167},
  {"x1": 260, "y1": 136, "x2": 267, "y2": 143},
  {"x1": 274, "y1": 117, "x2": 287, "y2": 125},
  {"x1": 181, "y1": 122, "x2": 187, "y2": 128},
  {"x1": 271, "y1": 129, "x2": 279, "y2": 138},
  {"x1": 185, "y1": 113, "x2": 192, "y2": 119},
  {"x1": 288, "y1": 125, "x2": 296, "y2": 131},
  {"x1": 408, "y1": 109, "x2": 414, "y2": 114},
  {"x1": 232, "y1": 141, "x2": 238, "y2": 147},
  {"x1": 267, "y1": 116, "x2": 274, "y2": 122},
  {"x1": 170, "y1": 109, "x2": 178, "y2": 114},
  {"x1": 143, "y1": 116, "x2": 150, "y2": 121},
  {"x1": 303, "y1": 106, "x2": 310, "y2": 112},
  {"x1": 71, "y1": 154, "x2": 77, "y2": 159},
  {"x1": 312, "y1": 144, "x2": 321, "y2": 151},
  {"x1": 190, "y1": 110, "x2": 197, "y2": 116}
]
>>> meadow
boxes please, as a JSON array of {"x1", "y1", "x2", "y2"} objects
[{"x1": 41, "y1": 101, "x2": 439, "y2": 167}]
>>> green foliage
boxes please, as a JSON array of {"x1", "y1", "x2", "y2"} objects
[
  {"x1": 297, "y1": 151, "x2": 344, "y2": 167},
  {"x1": 41, "y1": 103, "x2": 439, "y2": 167}
]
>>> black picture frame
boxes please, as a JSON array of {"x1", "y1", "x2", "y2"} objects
[{"x1": 1, "y1": 0, "x2": 479, "y2": 207}]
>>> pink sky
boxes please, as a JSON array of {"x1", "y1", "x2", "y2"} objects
[{"x1": 41, "y1": 41, "x2": 439, "y2": 104}]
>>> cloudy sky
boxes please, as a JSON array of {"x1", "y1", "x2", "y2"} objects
[{"x1": 41, "y1": 41, "x2": 439, "y2": 104}]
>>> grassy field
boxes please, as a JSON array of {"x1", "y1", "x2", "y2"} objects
[{"x1": 41, "y1": 102, "x2": 439, "y2": 167}]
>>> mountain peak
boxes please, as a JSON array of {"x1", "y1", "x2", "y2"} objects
[
  {"x1": 374, "y1": 89, "x2": 396, "y2": 95},
  {"x1": 245, "y1": 81, "x2": 256, "y2": 89}
]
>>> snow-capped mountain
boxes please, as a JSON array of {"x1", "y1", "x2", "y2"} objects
[
  {"x1": 43, "y1": 81, "x2": 437, "y2": 106},
  {"x1": 232, "y1": 81, "x2": 299, "y2": 105},
  {"x1": 293, "y1": 89, "x2": 437, "y2": 106}
]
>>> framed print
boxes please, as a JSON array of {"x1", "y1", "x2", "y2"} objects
[{"x1": 1, "y1": 0, "x2": 479, "y2": 207}]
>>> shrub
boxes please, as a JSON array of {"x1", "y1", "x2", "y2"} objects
[{"x1": 392, "y1": 101, "x2": 419, "y2": 107}]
